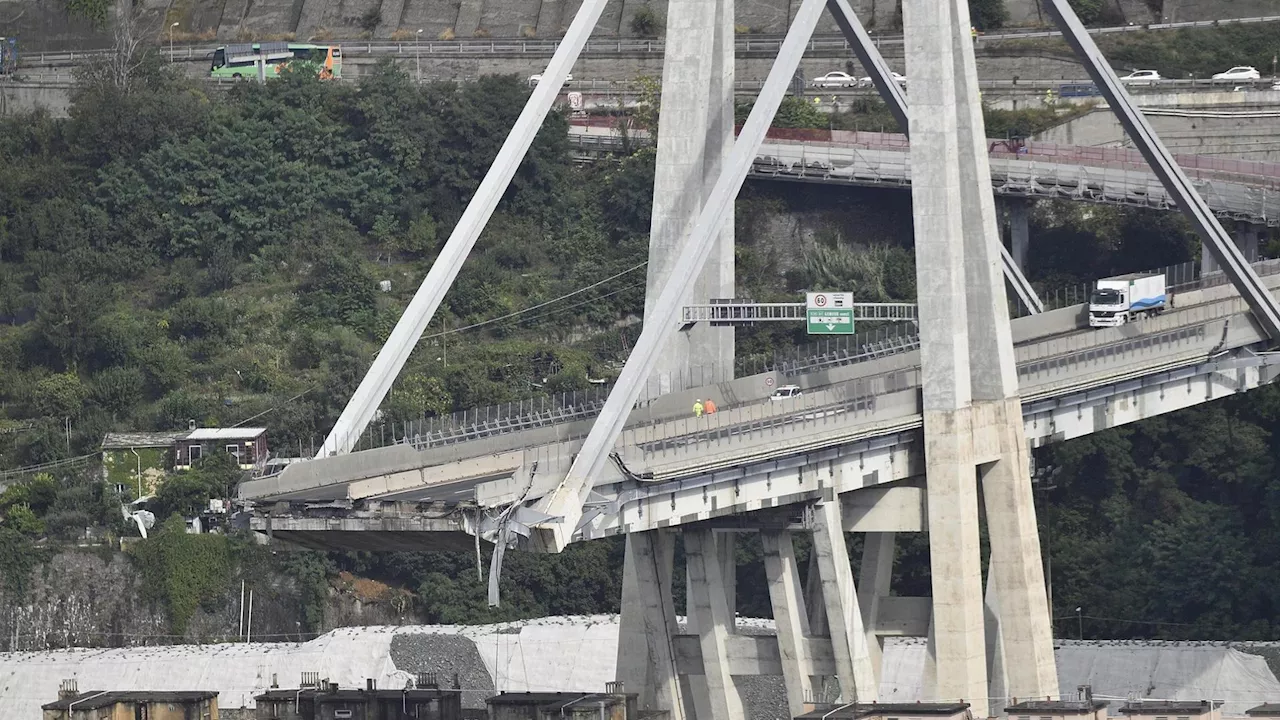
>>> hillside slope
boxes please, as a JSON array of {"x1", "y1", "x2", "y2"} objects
[{"x1": 1, "y1": 0, "x2": 1227, "y2": 51}]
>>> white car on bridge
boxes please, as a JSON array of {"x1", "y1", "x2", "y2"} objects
[
  {"x1": 1118, "y1": 69, "x2": 1161, "y2": 84},
  {"x1": 1212, "y1": 65, "x2": 1261, "y2": 81},
  {"x1": 770, "y1": 385, "x2": 802, "y2": 401},
  {"x1": 811, "y1": 71, "x2": 857, "y2": 88},
  {"x1": 858, "y1": 71, "x2": 907, "y2": 88},
  {"x1": 528, "y1": 73, "x2": 573, "y2": 87}
]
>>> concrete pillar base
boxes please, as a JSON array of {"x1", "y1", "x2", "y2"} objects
[
  {"x1": 976, "y1": 398, "x2": 1059, "y2": 702},
  {"x1": 922, "y1": 408, "x2": 988, "y2": 711},
  {"x1": 617, "y1": 531, "x2": 685, "y2": 719},
  {"x1": 685, "y1": 529, "x2": 744, "y2": 720}
]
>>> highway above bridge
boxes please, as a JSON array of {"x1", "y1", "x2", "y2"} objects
[
  {"x1": 568, "y1": 124, "x2": 1280, "y2": 226},
  {"x1": 243, "y1": 256, "x2": 1280, "y2": 551},
  {"x1": 15, "y1": 13, "x2": 1280, "y2": 66}
]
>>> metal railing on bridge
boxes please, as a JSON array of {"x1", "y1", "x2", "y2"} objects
[
  {"x1": 622, "y1": 304, "x2": 1230, "y2": 468},
  {"x1": 336, "y1": 256, "x2": 1275, "y2": 456},
  {"x1": 680, "y1": 302, "x2": 917, "y2": 324}
]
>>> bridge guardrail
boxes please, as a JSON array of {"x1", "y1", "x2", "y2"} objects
[
  {"x1": 627, "y1": 300, "x2": 1244, "y2": 469},
  {"x1": 343, "y1": 257, "x2": 1278, "y2": 457}
]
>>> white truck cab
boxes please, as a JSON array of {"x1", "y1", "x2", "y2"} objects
[{"x1": 1088, "y1": 272, "x2": 1167, "y2": 328}]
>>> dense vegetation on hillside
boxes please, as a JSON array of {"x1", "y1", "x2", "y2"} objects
[
  {"x1": 3, "y1": 53, "x2": 1280, "y2": 644},
  {"x1": 1002, "y1": 17, "x2": 1280, "y2": 78}
]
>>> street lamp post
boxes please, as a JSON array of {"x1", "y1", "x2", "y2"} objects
[
  {"x1": 1076, "y1": 607, "x2": 1084, "y2": 640},
  {"x1": 169, "y1": 22, "x2": 179, "y2": 61},
  {"x1": 416, "y1": 29, "x2": 424, "y2": 83}
]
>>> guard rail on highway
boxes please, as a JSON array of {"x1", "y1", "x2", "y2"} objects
[
  {"x1": 624, "y1": 300, "x2": 1234, "y2": 468},
  {"x1": 340, "y1": 257, "x2": 1280, "y2": 458},
  {"x1": 17, "y1": 14, "x2": 1280, "y2": 65}
]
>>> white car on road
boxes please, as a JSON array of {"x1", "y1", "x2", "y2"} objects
[
  {"x1": 858, "y1": 71, "x2": 907, "y2": 87},
  {"x1": 770, "y1": 385, "x2": 802, "y2": 401},
  {"x1": 811, "y1": 71, "x2": 857, "y2": 88},
  {"x1": 1212, "y1": 66, "x2": 1261, "y2": 81},
  {"x1": 528, "y1": 73, "x2": 573, "y2": 87},
  {"x1": 1118, "y1": 69, "x2": 1161, "y2": 84}
]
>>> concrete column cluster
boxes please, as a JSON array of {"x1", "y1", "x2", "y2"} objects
[{"x1": 619, "y1": 523, "x2": 905, "y2": 720}]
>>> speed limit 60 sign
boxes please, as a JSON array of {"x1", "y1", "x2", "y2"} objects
[{"x1": 806, "y1": 292, "x2": 853, "y2": 309}]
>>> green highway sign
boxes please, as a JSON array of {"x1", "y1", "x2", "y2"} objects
[{"x1": 806, "y1": 308, "x2": 854, "y2": 335}]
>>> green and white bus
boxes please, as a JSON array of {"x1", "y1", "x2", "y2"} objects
[{"x1": 210, "y1": 42, "x2": 342, "y2": 80}]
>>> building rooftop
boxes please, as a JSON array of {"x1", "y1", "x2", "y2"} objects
[
  {"x1": 1120, "y1": 701, "x2": 1218, "y2": 715},
  {"x1": 186, "y1": 427, "x2": 267, "y2": 440},
  {"x1": 486, "y1": 692, "x2": 632, "y2": 707},
  {"x1": 43, "y1": 690, "x2": 217, "y2": 711},
  {"x1": 102, "y1": 431, "x2": 189, "y2": 449},
  {"x1": 1247, "y1": 704, "x2": 1280, "y2": 716},
  {"x1": 257, "y1": 687, "x2": 462, "y2": 702},
  {"x1": 1006, "y1": 700, "x2": 1109, "y2": 714},
  {"x1": 794, "y1": 702, "x2": 972, "y2": 719}
]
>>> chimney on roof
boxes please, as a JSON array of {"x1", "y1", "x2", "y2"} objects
[
  {"x1": 188, "y1": 419, "x2": 197, "y2": 430},
  {"x1": 367, "y1": 679, "x2": 376, "y2": 691},
  {"x1": 1079, "y1": 686, "x2": 1094, "y2": 705},
  {"x1": 58, "y1": 679, "x2": 78, "y2": 700}
]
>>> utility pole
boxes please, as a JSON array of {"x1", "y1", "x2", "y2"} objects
[{"x1": 416, "y1": 29, "x2": 424, "y2": 83}]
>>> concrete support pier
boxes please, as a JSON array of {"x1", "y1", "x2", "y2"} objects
[
  {"x1": 616, "y1": 531, "x2": 684, "y2": 719},
  {"x1": 642, "y1": 0, "x2": 736, "y2": 396},
  {"x1": 903, "y1": 0, "x2": 1058, "y2": 712},
  {"x1": 1004, "y1": 197, "x2": 1031, "y2": 272},
  {"x1": 1203, "y1": 222, "x2": 1263, "y2": 275},
  {"x1": 903, "y1": 0, "x2": 988, "y2": 709},
  {"x1": 684, "y1": 529, "x2": 744, "y2": 720}
]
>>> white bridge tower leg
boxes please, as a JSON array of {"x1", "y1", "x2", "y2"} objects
[
  {"x1": 644, "y1": 0, "x2": 736, "y2": 397},
  {"x1": 903, "y1": 0, "x2": 1058, "y2": 712}
]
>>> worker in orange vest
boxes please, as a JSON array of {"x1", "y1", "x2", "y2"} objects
[{"x1": 703, "y1": 398, "x2": 718, "y2": 414}]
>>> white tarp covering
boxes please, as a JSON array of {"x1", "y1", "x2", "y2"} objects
[
  {"x1": 3, "y1": 618, "x2": 1279, "y2": 719},
  {"x1": 1054, "y1": 640, "x2": 1280, "y2": 716}
]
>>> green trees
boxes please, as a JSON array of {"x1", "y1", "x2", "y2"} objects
[
  {"x1": 968, "y1": 0, "x2": 1008, "y2": 30},
  {"x1": 129, "y1": 515, "x2": 233, "y2": 634}
]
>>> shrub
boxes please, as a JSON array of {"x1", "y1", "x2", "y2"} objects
[
  {"x1": 968, "y1": 0, "x2": 1008, "y2": 30},
  {"x1": 630, "y1": 5, "x2": 663, "y2": 37}
]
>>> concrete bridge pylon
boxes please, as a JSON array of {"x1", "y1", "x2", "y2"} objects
[
  {"x1": 642, "y1": 0, "x2": 736, "y2": 398},
  {"x1": 905, "y1": 0, "x2": 1057, "y2": 713}
]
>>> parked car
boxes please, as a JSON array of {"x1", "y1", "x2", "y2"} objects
[
  {"x1": 528, "y1": 73, "x2": 573, "y2": 87},
  {"x1": 1058, "y1": 82, "x2": 1100, "y2": 97},
  {"x1": 1212, "y1": 65, "x2": 1261, "y2": 81},
  {"x1": 1118, "y1": 69, "x2": 1161, "y2": 84},
  {"x1": 770, "y1": 385, "x2": 802, "y2": 401},
  {"x1": 857, "y1": 71, "x2": 907, "y2": 87},
  {"x1": 811, "y1": 71, "x2": 856, "y2": 88}
]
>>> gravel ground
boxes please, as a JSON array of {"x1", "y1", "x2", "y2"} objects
[{"x1": 389, "y1": 633, "x2": 497, "y2": 709}]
